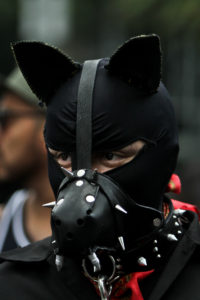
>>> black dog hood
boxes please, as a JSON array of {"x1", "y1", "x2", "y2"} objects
[
  {"x1": 12, "y1": 35, "x2": 181, "y2": 298},
  {"x1": 12, "y1": 34, "x2": 179, "y2": 210}
]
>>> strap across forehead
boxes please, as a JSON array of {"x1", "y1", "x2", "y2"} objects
[{"x1": 75, "y1": 59, "x2": 101, "y2": 170}]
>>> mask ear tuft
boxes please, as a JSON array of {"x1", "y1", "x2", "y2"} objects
[
  {"x1": 11, "y1": 41, "x2": 80, "y2": 105},
  {"x1": 106, "y1": 34, "x2": 161, "y2": 93}
]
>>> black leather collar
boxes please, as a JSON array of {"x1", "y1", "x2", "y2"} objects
[
  {"x1": 116, "y1": 204, "x2": 200, "y2": 274},
  {"x1": 0, "y1": 207, "x2": 199, "y2": 271}
]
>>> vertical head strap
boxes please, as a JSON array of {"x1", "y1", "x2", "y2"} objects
[{"x1": 75, "y1": 59, "x2": 101, "y2": 170}]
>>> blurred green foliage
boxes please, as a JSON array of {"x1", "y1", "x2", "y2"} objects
[{"x1": 1, "y1": 0, "x2": 200, "y2": 73}]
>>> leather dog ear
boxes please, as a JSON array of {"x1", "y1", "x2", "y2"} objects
[
  {"x1": 11, "y1": 41, "x2": 80, "y2": 105},
  {"x1": 106, "y1": 34, "x2": 161, "y2": 93}
]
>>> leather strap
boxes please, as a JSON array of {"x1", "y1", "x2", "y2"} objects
[{"x1": 75, "y1": 59, "x2": 100, "y2": 170}]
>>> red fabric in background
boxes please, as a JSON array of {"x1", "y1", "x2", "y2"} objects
[{"x1": 172, "y1": 199, "x2": 200, "y2": 219}]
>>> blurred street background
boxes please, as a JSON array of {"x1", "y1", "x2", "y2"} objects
[{"x1": 0, "y1": 0, "x2": 200, "y2": 205}]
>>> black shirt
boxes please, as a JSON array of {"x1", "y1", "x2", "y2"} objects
[{"x1": 0, "y1": 211, "x2": 200, "y2": 300}]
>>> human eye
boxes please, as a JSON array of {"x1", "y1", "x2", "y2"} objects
[
  {"x1": 48, "y1": 148, "x2": 72, "y2": 170},
  {"x1": 101, "y1": 151, "x2": 127, "y2": 167},
  {"x1": 92, "y1": 140, "x2": 146, "y2": 173},
  {"x1": 104, "y1": 152, "x2": 119, "y2": 161}
]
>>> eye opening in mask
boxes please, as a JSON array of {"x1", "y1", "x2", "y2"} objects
[{"x1": 48, "y1": 139, "x2": 147, "y2": 173}]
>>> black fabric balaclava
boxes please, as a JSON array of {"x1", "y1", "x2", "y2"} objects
[{"x1": 12, "y1": 35, "x2": 179, "y2": 294}]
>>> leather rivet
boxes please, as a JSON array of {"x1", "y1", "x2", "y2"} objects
[
  {"x1": 153, "y1": 218, "x2": 162, "y2": 227},
  {"x1": 86, "y1": 195, "x2": 95, "y2": 203},
  {"x1": 77, "y1": 169, "x2": 85, "y2": 177},
  {"x1": 76, "y1": 180, "x2": 84, "y2": 187}
]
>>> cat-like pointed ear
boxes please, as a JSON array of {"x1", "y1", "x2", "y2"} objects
[
  {"x1": 11, "y1": 41, "x2": 81, "y2": 105},
  {"x1": 106, "y1": 34, "x2": 161, "y2": 93}
]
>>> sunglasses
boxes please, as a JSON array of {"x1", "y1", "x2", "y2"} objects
[{"x1": 0, "y1": 109, "x2": 45, "y2": 129}]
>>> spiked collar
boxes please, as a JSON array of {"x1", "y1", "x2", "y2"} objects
[{"x1": 0, "y1": 202, "x2": 199, "y2": 271}]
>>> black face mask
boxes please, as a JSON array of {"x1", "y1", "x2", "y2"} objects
[
  {"x1": 12, "y1": 35, "x2": 179, "y2": 276},
  {"x1": 44, "y1": 59, "x2": 178, "y2": 210}
]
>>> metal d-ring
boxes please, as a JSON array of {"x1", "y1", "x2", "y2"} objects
[{"x1": 82, "y1": 254, "x2": 116, "y2": 283}]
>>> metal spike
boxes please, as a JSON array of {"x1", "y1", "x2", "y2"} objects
[
  {"x1": 88, "y1": 252, "x2": 101, "y2": 273},
  {"x1": 57, "y1": 198, "x2": 64, "y2": 206},
  {"x1": 167, "y1": 234, "x2": 178, "y2": 241},
  {"x1": 42, "y1": 201, "x2": 56, "y2": 208},
  {"x1": 61, "y1": 167, "x2": 74, "y2": 178},
  {"x1": 55, "y1": 255, "x2": 64, "y2": 272},
  {"x1": 118, "y1": 236, "x2": 126, "y2": 251},
  {"x1": 137, "y1": 257, "x2": 147, "y2": 267},
  {"x1": 115, "y1": 204, "x2": 128, "y2": 214}
]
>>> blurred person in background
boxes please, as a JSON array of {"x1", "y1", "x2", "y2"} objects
[
  {"x1": 0, "y1": 73, "x2": 15, "y2": 206},
  {"x1": 0, "y1": 68, "x2": 54, "y2": 252}
]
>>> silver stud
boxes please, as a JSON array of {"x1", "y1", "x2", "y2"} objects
[
  {"x1": 57, "y1": 198, "x2": 64, "y2": 206},
  {"x1": 137, "y1": 257, "x2": 147, "y2": 267},
  {"x1": 77, "y1": 169, "x2": 86, "y2": 177},
  {"x1": 42, "y1": 201, "x2": 56, "y2": 208},
  {"x1": 167, "y1": 234, "x2": 178, "y2": 241},
  {"x1": 61, "y1": 167, "x2": 73, "y2": 178},
  {"x1": 173, "y1": 215, "x2": 177, "y2": 219},
  {"x1": 52, "y1": 240, "x2": 56, "y2": 244},
  {"x1": 116, "y1": 264, "x2": 123, "y2": 270},
  {"x1": 118, "y1": 236, "x2": 126, "y2": 251},
  {"x1": 177, "y1": 230, "x2": 182, "y2": 235},
  {"x1": 115, "y1": 204, "x2": 128, "y2": 214},
  {"x1": 153, "y1": 218, "x2": 162, "y2": 227},
  {"x1": 153, "y1": 239, "x2": 158, "y2": 244},
  {"x1": 157, "y1": 254, "x2": 161, "y2": 258},
  {"x1": 55, "y1": 255, "x2": 64, "y2": 272},
  {"x1": 86, "y1": 195, "x2": 95, "y2": 203},
  {"x1": 76, "y1": 180, "x2": 84, "y2": 187},
  {"x1": 116, "y1": 258, "x2": 121, "y2": 262},
  {"x1": 153, "y1": 247, "x2": 159, "y2": 252},
  {"x1": 174, "y1": 221, "x2": 180, "y2": 227}
]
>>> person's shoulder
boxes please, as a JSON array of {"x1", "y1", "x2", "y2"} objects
[
  {"x1": 0, "y1": 238, "x2": 55, "y2": 300},
  {"x1": 0, "y1": 237, "x2": 99, "y2": 300},
  {"x1": 0, "y1": 236, "x2": 51, "y2": 263},
  {"x1": 151, "y1": 208, "x2": 200, "y2": 300}
]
